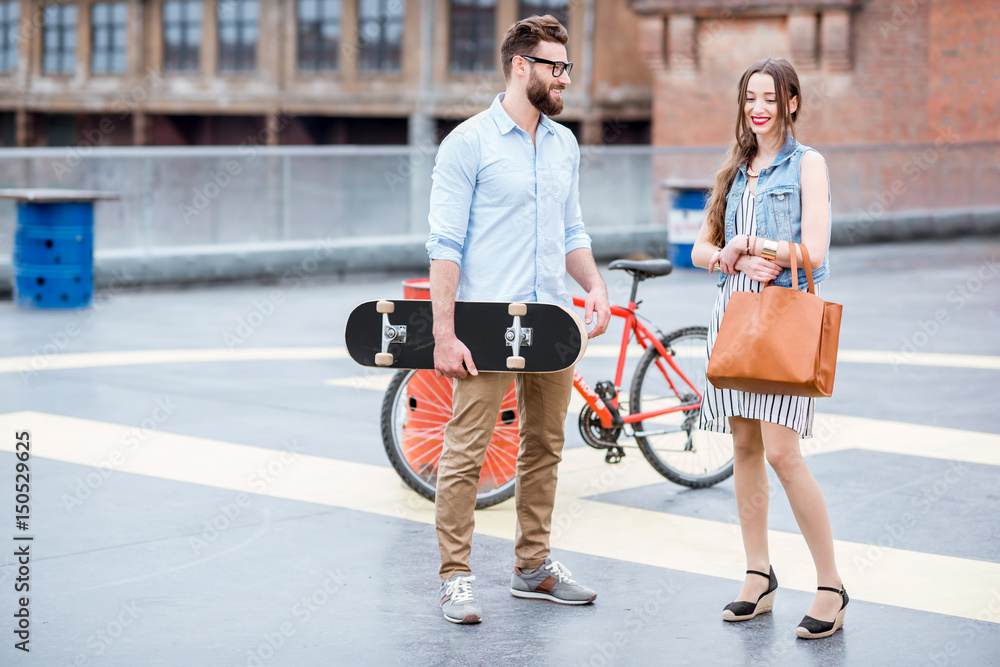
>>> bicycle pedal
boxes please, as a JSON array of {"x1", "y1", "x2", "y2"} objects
[
  {"x1": 595, "y1": 380, "x2": 618, "y2": 401},
  {"x1": 604, "y1": 446, "x2": 625, "y2": 464}
]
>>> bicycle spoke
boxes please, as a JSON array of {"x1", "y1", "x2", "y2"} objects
[{"x1": 630, "y1": 328, "x2": 734, "y2": 487}]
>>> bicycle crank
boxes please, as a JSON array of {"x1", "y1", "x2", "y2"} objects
[{"x1": 578, "y1": 405, "x2": 623, "y2": 450}]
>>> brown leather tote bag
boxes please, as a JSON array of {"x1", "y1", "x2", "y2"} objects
[{"x1": 706, "y1": 243, "x2": 842, "y2": 398}]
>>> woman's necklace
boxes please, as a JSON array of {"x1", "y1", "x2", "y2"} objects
[{"x1": 747, "y1": 150, "x2": 775, "y2": 179}]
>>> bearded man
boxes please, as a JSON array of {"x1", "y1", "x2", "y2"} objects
[{"x1": 425, "y1": 14, "x2": 610, "y2": 625}]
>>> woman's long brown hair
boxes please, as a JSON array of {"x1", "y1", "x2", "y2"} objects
[{"x1": 704, "y1": 57, "x2": 801, "y2": 247}]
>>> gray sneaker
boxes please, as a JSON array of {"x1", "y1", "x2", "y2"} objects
[
  {"x1": 440, "y1": 574, "x2": 482, "y2": 624},
  {"x1": 510, "y1": 558, "x2": 597, "y2": 605}
]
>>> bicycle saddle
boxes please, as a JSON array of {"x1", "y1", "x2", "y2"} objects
[{"x1": 608, "y1": 258, "x2": 674, "y2": 278}]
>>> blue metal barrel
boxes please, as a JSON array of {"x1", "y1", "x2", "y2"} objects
[
  {"x1": 2, "y1": 190, "x2": 116, "y2": 309},
  {"x1": 663, "y1": 181, "x2": 712, "y2": 269}
]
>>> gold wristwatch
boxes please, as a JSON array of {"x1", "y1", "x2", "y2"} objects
[{"x1": 760, "y1": 239, "x2": 779, "y2": 261}]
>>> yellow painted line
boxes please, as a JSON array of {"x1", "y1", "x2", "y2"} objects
[
  {"x1": 326, "y1": 376, "x2": 1000, "y2": 468},
  {"x1": 805, "y1": 413, "x2": 1000, "y2": 467},
  {"x1": 2, "y1": 346, "x2": 999, "y2": 375},
  {"x1": 324, "y1": 374, "x2": 395, "y2": 391},
  {"x1": 836, "y1": 349, "x2": 1000, "y2": 371},
  {"x1": 2, "y1": 410, "x2": 998, "y2": 623},
  {"x1": 583, "y1": 345, "x2": 1000, "y2": 370},
  {"x1": 0, "y1": 347, "x2": 349, "y2": 374}
]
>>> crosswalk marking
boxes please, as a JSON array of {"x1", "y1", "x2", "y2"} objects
[{"x1": 2, "y1": 410, "x2": 997, "y2": 624}]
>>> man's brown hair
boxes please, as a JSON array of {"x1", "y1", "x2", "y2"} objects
[{"x1": 500, "y1": 15, "x2": 569, "y2": 82}]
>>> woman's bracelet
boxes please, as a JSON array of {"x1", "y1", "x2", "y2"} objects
[{"x1": 760, "y1": 238, "x2": 779, "y2": 261}]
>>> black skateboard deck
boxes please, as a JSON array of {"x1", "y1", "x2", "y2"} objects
[{"x1": 345, "y1": 300, "x2": 588, "y2": 373}]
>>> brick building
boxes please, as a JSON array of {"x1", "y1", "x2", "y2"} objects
[
  {"x1": 630, "y1": 0, "x2": 998, "y2": 233},
  {"x1": 0, "y1": 0, "x2": 653, "y2": 148},
  {"x1": 631, "y1": 0, "x2": 998, "y2": 147}
]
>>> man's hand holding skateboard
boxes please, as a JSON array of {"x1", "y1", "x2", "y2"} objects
[{"x1": 434, "y1": 331, "x2": 478, "y2": 379}]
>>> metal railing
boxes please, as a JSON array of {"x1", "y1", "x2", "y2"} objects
[{"x1": 0, "y1": 142, "x2": 997, "y2": 284}]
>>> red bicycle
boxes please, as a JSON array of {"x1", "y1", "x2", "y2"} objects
[{"x1": 380, "y1": 259, "x2": 735, "y2": 508}]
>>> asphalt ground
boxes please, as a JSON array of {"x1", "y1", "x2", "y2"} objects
[{"x1": 1, "y1": 236, "x2": 998, "y2": 666}]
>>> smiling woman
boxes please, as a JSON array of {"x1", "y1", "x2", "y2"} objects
[{"x1": 689, "y1": 56, "x2": 847, "y2": 641}]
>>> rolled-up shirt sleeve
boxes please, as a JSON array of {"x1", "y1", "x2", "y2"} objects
[
  {"x1": 563, "y1": 142, "x2": 592, "y2": 254},
  {"x1": 426, "y1": 132, "x2": 477, "y2": 267}
]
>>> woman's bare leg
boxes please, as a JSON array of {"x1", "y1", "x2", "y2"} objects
[
  {"x1": 760, "y1": 420, "x2": 843, "y2": 620},
  {"x1": 729, "y1": 416, "x2": 772, "y2": 602}
]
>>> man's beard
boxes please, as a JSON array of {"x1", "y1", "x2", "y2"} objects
[{"x1": 527, "y1": 70, "x2": 564, "y2": 117}]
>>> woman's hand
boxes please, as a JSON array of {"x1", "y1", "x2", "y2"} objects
[
  {"x1": 736, "y1": 255, "x2": 781, "y2": 283},
  {"x1": 710, "y1": 235, "x2": 745, "y2": 275}
]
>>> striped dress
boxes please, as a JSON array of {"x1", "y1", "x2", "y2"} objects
[{"x1": 699, "y1": 186, "x2": 817, "y2": 437}]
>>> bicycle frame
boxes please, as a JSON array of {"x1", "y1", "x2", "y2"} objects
[{"x1": 571, "y1": 296, "x2": 703, "y2": 433}]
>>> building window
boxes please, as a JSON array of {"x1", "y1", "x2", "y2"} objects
[
  {"x1": 358, "y1": 0, "x2": 403, "y2": 72},
  {"x1": 163, "y1": 0, "x2": 202, "y2": 72},
  {"x1": 0, "y1": 1, "x2": 19, "y2": 73},
  {"x1": 297, "y1": 0, "x2": 340, "y2": 71},
  {"x1": 519, "y1": 0, "x2": 568, "y2": 27},
  {"x1": 91, "y1": 2, "x2": 128, "y2": 74},
  {"x1": 43, "y1": 4, "x2": 77, "y2": 75},
  {"x1": 450, "y1": 0, "x2": 494, "y2": 73},
  {"x1": 218, "y1": 0, "x2": 257, "y2": 72}
]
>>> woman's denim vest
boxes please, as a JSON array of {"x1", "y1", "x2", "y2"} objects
[{"x1": 720, "y1": 134, "x2": 831, "y2": 288}]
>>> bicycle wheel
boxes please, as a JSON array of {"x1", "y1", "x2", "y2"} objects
[
  {"x1": 380, "y1": 369, "x2": 519, "y2": 509},
  {"x1": 629, "y1": 326, "x2": 735, "y2": 488}
]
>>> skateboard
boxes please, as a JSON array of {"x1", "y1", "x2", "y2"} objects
[{"x1": 345, "y1": 300, "x2": 588, "y2": 372}]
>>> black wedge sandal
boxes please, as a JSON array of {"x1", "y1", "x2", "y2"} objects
[
  {"x1": 722, "y1": 566, "x2": 778, "y2": 622},
  {"x1": 795, "y1": 586, "x2": 848, "y2": 639}
]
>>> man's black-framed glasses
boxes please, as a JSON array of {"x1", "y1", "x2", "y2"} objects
[{"x1": 516, "y1": 55, "x2": 573, "y2": 77}]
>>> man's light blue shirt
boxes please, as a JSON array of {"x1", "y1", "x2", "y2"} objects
[{"x1": 426, "y1": 93, "x2": 592, "y2": 308}]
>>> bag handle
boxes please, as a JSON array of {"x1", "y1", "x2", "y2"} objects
[
  {"x1": 788, "y1": 241, "x2": 798, "y2": 290},
  {"x1": 798, "y1": 243, "x2": 816, "y2": 294},
  {"x1": 785, "y1": 242, "x2": 816, "y2": 294}
]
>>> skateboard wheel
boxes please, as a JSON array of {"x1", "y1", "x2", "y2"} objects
[
  {"x1": 375, "y1": 352, "x2": 394, "y2": 367},
  {"x1": 507, "y1": 356, "x2": 525, "y2": 370},
  {"x1": 508, "y1": 303, "x2": 527, "y2": 317},
  {"x1": 376, "y1": 300, "x2": 395, "y2": 314}
]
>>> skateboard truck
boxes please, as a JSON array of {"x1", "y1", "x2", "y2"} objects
[
  {"x1": 375, "y1": 300, "x2": 407, "y2": 367},
  {"x1": 505, "y1": 303, "x2": 532, "y2": 370}
]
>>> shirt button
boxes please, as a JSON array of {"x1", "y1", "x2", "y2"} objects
[
  {"x1": 756, "y1": 195, "x2": 762, "y2": 202},
  {"x1": 777, "y1": 194, "x2": 784, "y2": 200}
]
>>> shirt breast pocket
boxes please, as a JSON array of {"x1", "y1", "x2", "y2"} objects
[
  {"x1": 766, "y1": 186, "x2": 800, "y2": 239},
  {"x1": 545, "y1": 161, "x2": 573, "y2": 203},
  {"x1": 478, "y1": 160, "x2": 528, "y2": 206}
]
